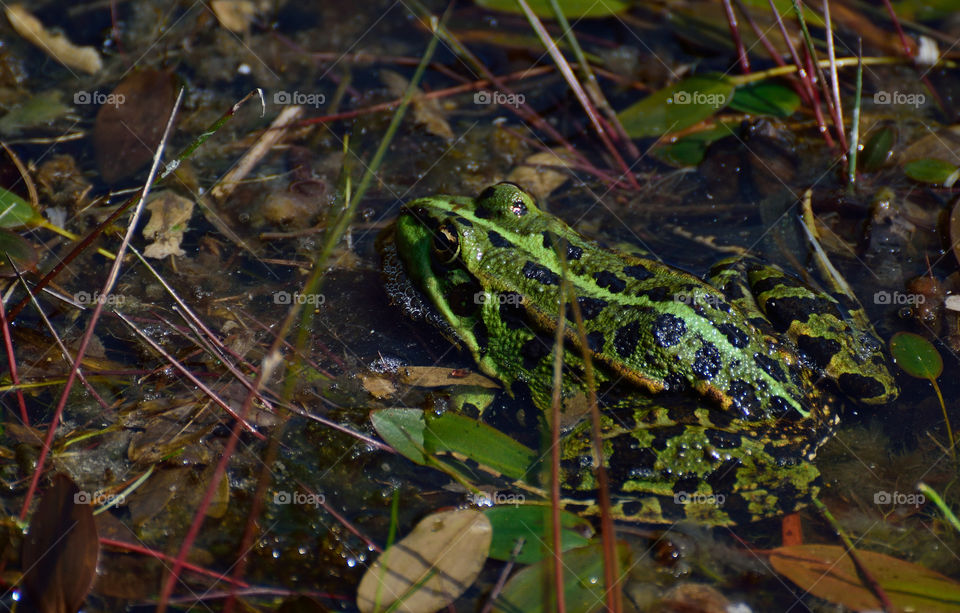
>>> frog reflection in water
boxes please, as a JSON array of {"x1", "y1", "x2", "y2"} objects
[{"x1": 380, "y1": 182, "x2": 898, "y2": 525}]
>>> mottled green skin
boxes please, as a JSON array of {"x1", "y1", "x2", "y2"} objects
[{"x1": 383, "y1": 183, "x2": 898, "y2": 525}]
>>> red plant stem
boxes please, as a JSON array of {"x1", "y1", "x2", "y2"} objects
[
  {"x1": 805, "y1": 49, "x2": 842, "y2": 150},
  {"x1": 0, "y1": 293, "x2": 28, "y2": 425},
  {"x1": 722, "y1": 0, "x2": 750, "y2": 73},
  {"x1": 766, "y1": 0, "x2": 834, "y2": 149},
  {"x1": 99, "y1": 538, "x2": 250, "y2": 588},
  {"x1": 117, "y1": 312, "x2": 265, "y2": 439},
  {"x1": 18, "y1": 91, "x2": 183, "y2": 522}
]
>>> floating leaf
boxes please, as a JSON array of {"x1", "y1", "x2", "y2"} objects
[
  {"x1": 770, "y1": 544, "x2": 960, "y2": 613},
  {"x1": 0, "y1": 228, "x2": 37, "y2": 276},
  {"x1": 904, "y1": 158, "x2": 960, "y2": 186},
  {"x1": 493, "y1": 542, "x2": 630, "y2": 613},
  {"x1": 356, "y1": 509, "x2": 492, "y2": 613},
  {"x1": 861, "y1": 126, "x2": 896, "y2": 172},
  {"x1": 728, "y1": 81, "x2": 800, "y2": 117},
  {"x1": 423, "y1": 411, "x2": 537, "y2": 481},
  {"x1": 485, "y1": 505, "x2": 592, "y2": 564},
  {"x1": 0, "y1": 186, "x2": 41, "y2": 228},
  {"x1": 372, "y1": 409, "x2": 537, "y2": 483},
  {"x1": 371, "y1": 408, "x2": 427, "y2": 464},
  {"x1": 619, "y1": 75, "x2": 734, "y2": 138},
  {"x1": 475, "y1": 0, "x2": 628, "y2": 18},
  {"x1": 890, "y1": 331, "x2": 943, "y2": 380},
  {"x1": 21, "y1": 473, "x2": 100, "y2": 613}
]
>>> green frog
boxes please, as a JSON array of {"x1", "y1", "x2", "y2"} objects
[{"x1": 380, "y1": 182, "x2": 898, "y2": 525}]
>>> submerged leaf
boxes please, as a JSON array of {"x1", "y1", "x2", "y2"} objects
[
  {"x1": 93, "y1": 69, "x2": 178, "y2": 184},
  {"x1": 356, "y1": 509, "x2": 492, "y2": 613},
  {"x1": 0, "y1": 187, "x2": 40, "y2": 228},
  {"x1": 21, "y1": 473, "x2": 100, "y2": 613}
]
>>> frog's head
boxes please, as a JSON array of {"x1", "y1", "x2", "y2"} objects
[
  {"x1": 395, "y1": 182, "x2": 542, "y2": 275},
  {"x1": 391, "y1": 182, "x2": 542, "y2": 358}
]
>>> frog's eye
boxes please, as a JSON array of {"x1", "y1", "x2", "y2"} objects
[
  {"x1": 498, "y1": 181, "x2": 532, "y2": 216},
  {"x1": 432, "y1": 222, "x2": 460, "y2": 263}
]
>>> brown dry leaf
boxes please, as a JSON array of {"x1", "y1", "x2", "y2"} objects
[
  {"x1": 211, "y1": 0, "x2": 257, "y2": 32},
  {"x1": 507, "y1": 149, "x2": 575, "y2": 200},
  {"x1": 399, "y1": 366, "x2": 499, "y2": 389},
  {"x1": 206, "y1": 469, "x2": 230, "y2": 519},
  {"x1": 381, "y1": 70, "x2": 453, "y2": 140},
  {"x1": 21, "y1": 474, "x2": 100, "y2": 613},
  {"x1": 142, "y1": 191, "x2": 194, "y2": 259},
  {"x1": 770, "y1": 544, "x2": 960, "y2": 612},
  {"x1": 356, "y1": 509, "x2": 492, "y2": 613},
  {"x1": 361, "y1": 374, "x2": 396, "y2": 399},
  {"x1": 93, "y1": 69, "x2": 178, "y2": 184},
  {"x1": 6, "y1": 5, "x2": 102, "y2": 74}
]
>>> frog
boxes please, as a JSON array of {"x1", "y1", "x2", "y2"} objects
[{"x1": 379, "y1": 182, "x2": 898, "y2": 525}]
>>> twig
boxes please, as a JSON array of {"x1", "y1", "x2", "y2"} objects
[{"x1": 18, "y1": 88, "x2": 184, "y2": 522}]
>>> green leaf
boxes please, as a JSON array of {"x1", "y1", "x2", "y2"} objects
[
  {"x1": 485, "y1": 505, "x2": 592, "y2": 564},
  {"x1": 0, "y1": 188, "x2": 41, "y2": 228},
  {"x1": 424, "y1": 412, "x2": 537, "y2": 481},
  {"x1": 0, "y1": 228, "x2": 38, "y2": 276},
  {"x1": 492, "y1": 542, "x2": 630, "y2": 613},
  {"x1": 861, "y1": 126, "x2": 895, "y2": 172},
  {"x1": 771, "y1": 544, "x2": 960, "y2": 613},
  {"x1": 619, "y1": 75, "x2": 735, "y2": 138},
  {"x1": 475, "y1": 0, "x2": 628, "y2": 18},
  {"x1": 904, "y1": 158, "x2": 960, "y2": 186},
  {"x1": 370, "y1": 408, "x2": 427, "y2": 464},
  {"x1": 651, "y1": 122, "x2": 736, "y2": 167},
  {"x1": 729, "y1": 81, "x2": 801, "y2": 117},
  {"x1": 890, "y1": 331, "x2": 943, "y2": 380}
]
